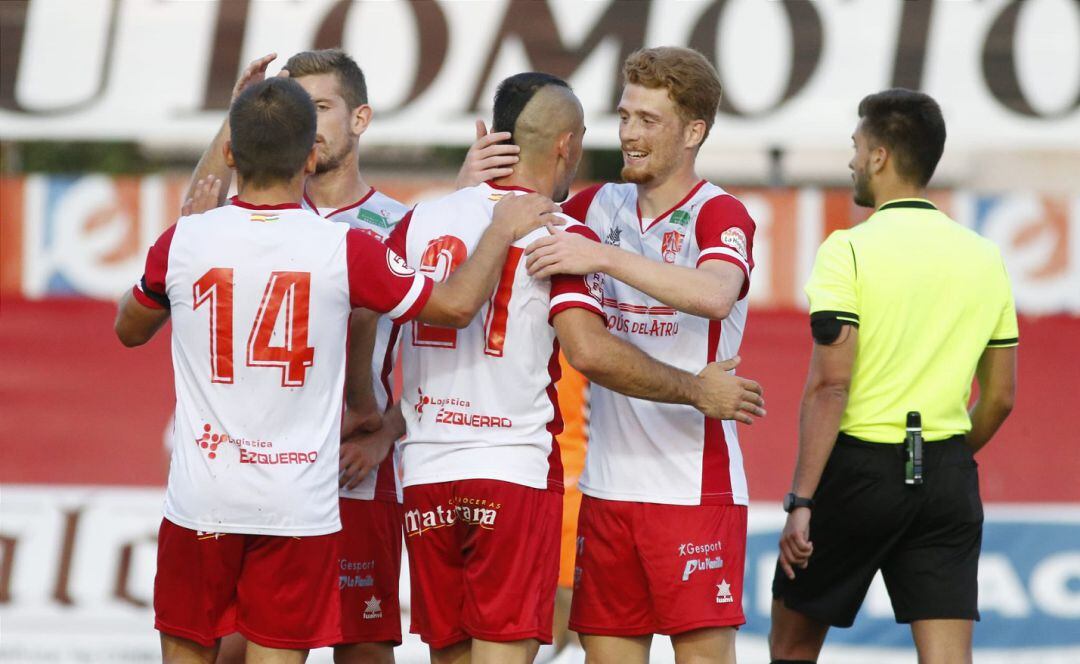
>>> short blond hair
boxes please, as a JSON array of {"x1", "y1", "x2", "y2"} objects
[
  {"x1": 285, "y1": 49, "x2": 367, "y2": 109},
  {"x1": 623, "y1": 47, "x2": 722, "y2": 140}
]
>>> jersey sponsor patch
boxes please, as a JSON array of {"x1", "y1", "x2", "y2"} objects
[
  {"x1": 670, "y1": 209, "x2": 691, "y2": 227},
  {"x1": 358, "y1": 208, "x2": 393, "y2": 229},
  {"x1": 386, "y1": 248, "x2": 415, "y2": 277},
  {"x1": 721, "y1": 227, "x2": 748, "y2": 260}
]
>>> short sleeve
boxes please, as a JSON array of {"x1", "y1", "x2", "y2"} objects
[
  {"x1": 695, "y1": 195, "x2": 756, "y2": 299},
  {"x1": 987, "y1": 255, "x2": 1019, "y2": 348},
  {"x1": 549, "y1": 225, "x2": 605, "y2": 323},
  {"x1": 346, "y1": 229, "x2": 432, "y2": 323},
  {"x1": 804, "y1": 230, "x2": 859, "y2": 327},
  {"x1": 131, "y1": 224, "x2": 177, "y2": 309},
  {"x1": 561, "y1": 184, "x2": 602, "y2": 223}
]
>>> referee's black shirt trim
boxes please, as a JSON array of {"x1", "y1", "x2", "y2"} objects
[{"x1": 877, "y1": 200, "x2": 938, "y2": 212}]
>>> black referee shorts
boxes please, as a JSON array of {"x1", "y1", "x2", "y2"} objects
[{"x1": 772, "y1": 433, "x2": 983, "y2": 627}]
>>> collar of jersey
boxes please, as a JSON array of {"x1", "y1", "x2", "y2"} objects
[
  {"x1": 486, "y1": 179, "x2": 535, "y2": 194},
  {"x1": 303, "y1": 187, "x2": 377, "y2": 217},
  {"x1": 636, "y1": 179, "x2": 707, "y2": 234},
  {"x1": 876, "y1": 198, "x2": 937, "y2": 212},
  {"x1": 230, "y1": 196, "x2": 302, "y2": 211}
]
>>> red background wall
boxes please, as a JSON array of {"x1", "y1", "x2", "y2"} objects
[{"x1": 3, "y1": 297, "x2": 1076, "y2": 502}]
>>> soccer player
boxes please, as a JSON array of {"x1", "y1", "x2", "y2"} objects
[
  {"x1": 184, "y1": 49, "x2": 517, "y2": 664},
  {"x1": 521, "y1": 47, "x2": 758, "y2": 664},
  {"x1": 367, "y1": 71, "x2": 763, "y2": 664},
  {"x1": 115, "y1": 77, "x2": 557, "y2": 664}
]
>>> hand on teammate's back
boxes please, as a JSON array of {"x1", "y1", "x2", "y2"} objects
[
  {"x1": 491, "y1": 192, "x2": 563, "y2": 240},
  {"x1": 455, "y1": 120, "x2": 520, "y2": 189},
  {"x1": 524, "y1": 226, "x2": 605, "y2": 278},
  {"x1": 693, "y1": 356, "x2": 766, "y2": 424},
  {"x1": 181, "y1": 176, "x2": 223, "y2": 216}
]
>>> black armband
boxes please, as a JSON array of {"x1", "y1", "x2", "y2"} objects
[
  {"x1": 140, "y1": 275, "x2": 171, "y2": 309},
  {"x1": 810, "y1": 311, "x2": 858, "y2": 345}
]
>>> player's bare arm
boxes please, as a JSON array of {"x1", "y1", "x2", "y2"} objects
[
  {"x1": 114, "y1": 289, "x2": 170, "y2": 347},
  {"x1": 553, "y1": 307, "x2": 764, "y2": 423},
  {"x1": 184, "y1": 53, "x2": 280, "y2": 207},
  {"x1": 340, "y1": 403, "x2": 405, "y2": 490},
  {"x1": 343, "y1": 308, "x2": 383, "y2": 429},
  {"x1": 778, "y1": 325, "x2": 857, "y2": 580},
  {"x1": 526, "y1": 231, "x2": 744, "y2": 320},
  {"x1": 417, "y1": 192, "x2": 561, "y2": 327},
  {"x1": 966, "y1": 346, "x2": 1017, "y2": 452},
  {"x1": 455, "y1": 120, "x2": 521, "y2": 188}
]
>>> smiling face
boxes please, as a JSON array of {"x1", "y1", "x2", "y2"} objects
[
  {"x1": 293, "y1": 72, "x2": 363, "y2": 175},
  {"x1": 617, "y1": 83, "x2": 692, "y2": 186}
]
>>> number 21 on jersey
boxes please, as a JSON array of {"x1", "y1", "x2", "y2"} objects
[
  {"x1": 411, "y1": 235, "x2": 521, "y2": 357},
  {"x1": 193, "y1": 268, "x2": 315, "y2": 387}
]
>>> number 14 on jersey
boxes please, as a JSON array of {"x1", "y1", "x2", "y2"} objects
[{"x1": 193, "y1": 268, "x2": 315, "y2": 387}]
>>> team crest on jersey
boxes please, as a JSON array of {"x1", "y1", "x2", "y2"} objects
[
  {"x1": 386, "y1": 249, "x2": 415, "y2": 277},
  {"x1": 669, "y1": 210, "x2": 691, "y2": 227},
  {"x1": 605, "y1": 226, "x2": 622, "y2": 246},
  {"x1": 661, "y1": 230, "x2": 684, "y2": 263},
  {"x1": 358, "y1": 208, "x2": 393, "y2": 229},
  {"x1": 721, "y1": 227, "x2": 748, "y2": 259}
]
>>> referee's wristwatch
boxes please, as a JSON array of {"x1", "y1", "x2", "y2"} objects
[{"x1": 783, "y1": 493, "x2": 814, "y2": 513}]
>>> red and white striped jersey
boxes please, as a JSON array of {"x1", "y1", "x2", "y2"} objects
[
  {"x1": 303, "y1": 188, "x2": 410, "y2": 502},
  {"x1": 562, "y1": 181, "x2": 756, "y2": 506},
  {"x1": 387, "y1": 182, "x2": 605, "y2": 492},
  {"x1": 133, "y1": 198, "x2": 432, "y2": 536}
]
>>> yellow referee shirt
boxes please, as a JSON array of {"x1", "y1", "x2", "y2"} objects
[{"x1": 805, "y1": 198, "x2": 1019, "y2": 443}]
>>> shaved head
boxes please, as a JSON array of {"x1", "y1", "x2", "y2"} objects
[
  {"x1": 491, "y1": 72, "x2": 585, "y2": 200},
  {"x1": 513, "y1": 85, "x2": 584, "y2": 157}
]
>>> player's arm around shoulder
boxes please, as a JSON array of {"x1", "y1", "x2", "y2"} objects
[
  {"x1": 417, "y1": 192, "x2": 560, "y2": 328},
  {"x1": 525, "y1": 194, "x2": 751, "y2": 320}
]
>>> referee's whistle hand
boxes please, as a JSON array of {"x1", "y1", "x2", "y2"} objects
[
  {"x1": 695, "y1": 359, "x2": 766, "y2": 424},
  {"x1": 779, "y1": 509, "x2": 814, "y2": 580}
]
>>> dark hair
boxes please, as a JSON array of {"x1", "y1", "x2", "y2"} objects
[
  {"x1": 492, "y1": 72, "x2": 570, "y2": 140},
  {"x1": 229, "y1": 78, "x2": 317, "y2": 187},
  {"x1": 857, "y1": 89, "x2": 946, "y2": 187},
  {"x1": 285, "y1": 48, "x2": 368, "y2": 108}
]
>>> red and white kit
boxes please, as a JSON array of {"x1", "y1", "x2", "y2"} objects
[
  {"x1": 135, "y1": 198, "x2": 431, "y2": 647},
  {"x1": 562, "y1": 181, "x2": 756, "y2": 635},
  {"x1": 303, "y1": 188, "x2": 410, "y2": 644},
  {"x1": 387, "y1": 181, "x2": 605, "y2": 647}
]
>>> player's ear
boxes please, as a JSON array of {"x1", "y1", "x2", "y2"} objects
[
  {"x1": 685, "y1": 119, "x2": 706, "y2": 150},
  {"x1": 352, "y1": 104, "x2": 372, "y2": 136},
  {"x1": 304, "y1": 145, "x2": 318, "y2": 175},
  {"x1": 556, "y1": 131, "x2": 572, "y2": 161},
  {"x1": 870, "y1": 144, "x2": 888, "y2": 176},
  {"x1": 223, "y1": 140, "x2": 236, "y2": 169}
]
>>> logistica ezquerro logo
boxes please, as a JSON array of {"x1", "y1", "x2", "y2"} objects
[{"x1": 194, "y1": 423, "x2": 318, "y2": 465}]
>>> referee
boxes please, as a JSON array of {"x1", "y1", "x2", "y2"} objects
[{"x1": 768, "y1": 89, "x2": 1018, "y2": 664}]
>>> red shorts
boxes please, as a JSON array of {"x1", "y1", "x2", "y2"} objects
[
  {"x1": 337, "y1": 498, "x2": 403, "y2": 645},
  {"x1": 569, "y1": 496, "x2": 747, "y2": 636},
  {"x1": 153, "y1": 518, "x2": 341, "y2": 649},
  {"x1": 403, "y1": 479, "x2": 561, "y2": 649}
]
